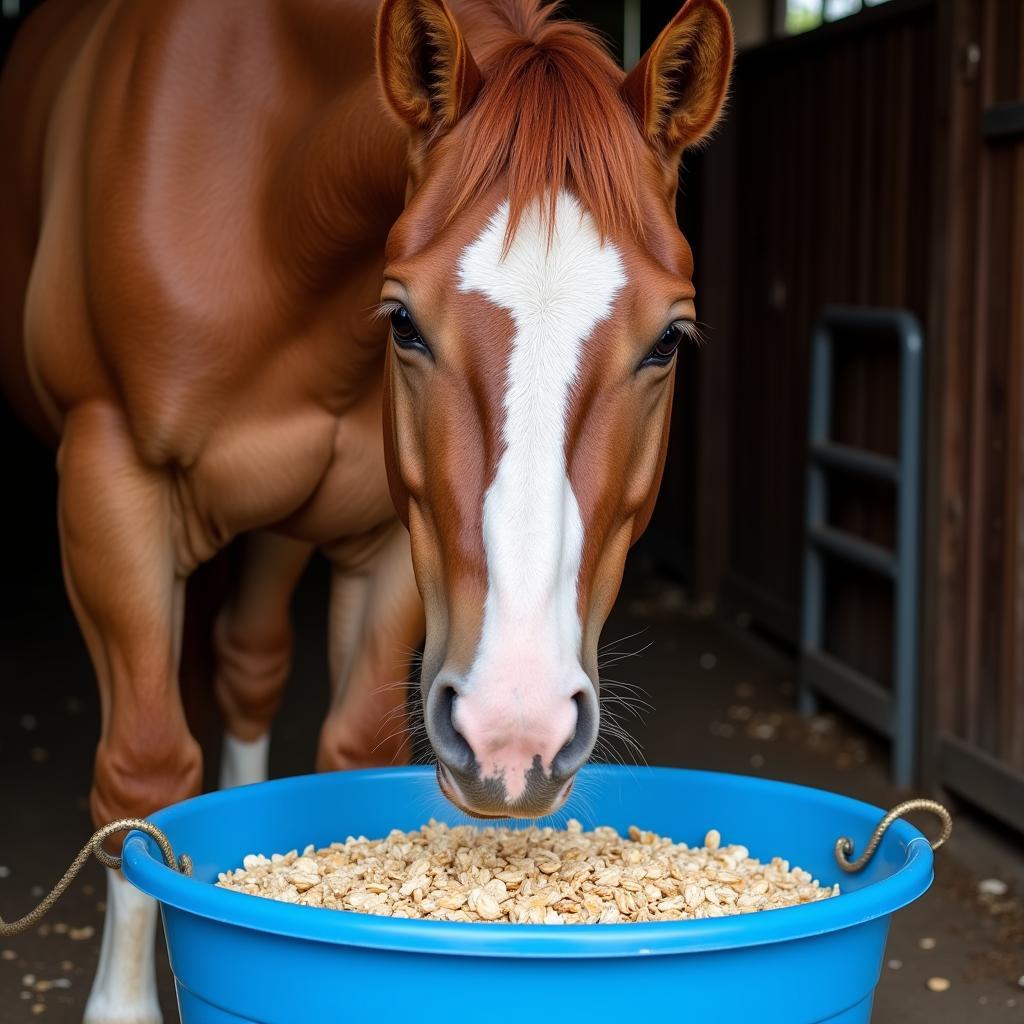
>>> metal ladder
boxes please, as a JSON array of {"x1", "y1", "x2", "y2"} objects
[{"x1": 798, "y1": 307, "x2": 923, "y2": 787}]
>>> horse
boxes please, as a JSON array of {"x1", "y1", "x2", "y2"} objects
[{"x1": 0, "y1": 0, "x2": 732, "y2": 1018}]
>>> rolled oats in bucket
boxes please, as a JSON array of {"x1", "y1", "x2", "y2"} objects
[{"x1": 216, "y1": 819, "x2": 840, "y2": 924}]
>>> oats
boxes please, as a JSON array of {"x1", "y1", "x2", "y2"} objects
[
  {"x1": 475, "y1": 893, "x2": 502, "y2": 921},
  {"x1": 217, "y1": 819, "x2": 838, "y2": 924}
]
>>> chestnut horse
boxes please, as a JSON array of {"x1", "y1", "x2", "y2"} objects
[{"x1": 0, "y1": 0, "x2": 731, "y2": 1019}]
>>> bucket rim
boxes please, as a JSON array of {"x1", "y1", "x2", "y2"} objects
[{"x1": 121, "y1": 765, "x2": 934, "y2": 958}]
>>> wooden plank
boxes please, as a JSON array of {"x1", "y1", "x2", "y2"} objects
[
  {"x1": 961, "y1": 0, "x2": 997, "y2": 749},
  {"x1": 691, "y1": 109, "x2": 739, "y2": 601},
  {"x1": 1013, "y1": 2, "x2": 1024, "y2": 771},
  {"x1": 940, "y1": 734, "x2": 1024, "y2": 834},
  {"x1": 924, "y1": 0, "x2": 980, "y2": 766},
  {"x1": 982, "y1": 102, "x2": 1024, "y2": 143},
  {"x1": 802, "y1": 648, "x2": 893, "y2": 736},
  {"x1": 1007, "y1": 138, "x2": 1024, "y2": 767},
  {"x1": 1005, "y1": 8, "x2": 1024, "y2": 771}
]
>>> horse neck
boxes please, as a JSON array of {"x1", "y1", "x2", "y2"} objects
[
  {"x1": 267, "y1": 97, "x2": 407, "y2": 294},
  {"x1": 265, "y1": 0, "x2": 543, "y2": 295}
]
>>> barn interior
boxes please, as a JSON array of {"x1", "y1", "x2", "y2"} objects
[{"x1": 1, "y1": 1, "x2": 1023, "y2": 1021}]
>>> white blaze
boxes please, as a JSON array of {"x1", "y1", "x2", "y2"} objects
[{"x1": 456, "y1": 192, "x2": 626, "y2": 798}]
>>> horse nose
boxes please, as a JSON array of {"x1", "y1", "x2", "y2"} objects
[
  {"x1": 426, "y1": 677, "x2": 598, "y2": 816},
  {"x1": 426, "y1": 681, "x2": 477, "y2": 776}
]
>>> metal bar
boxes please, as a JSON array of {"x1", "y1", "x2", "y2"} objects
[
  {"x1": 808, "y1": 523, "x2": 898, "y2": 578},
  {"x1": 803, "y1": 649, "x2": 893, "y2": 737},
  {"x1": 799, "y1": 322, "x2": 833, "y2": 716},
  {"x1": 982, "y1": 101, "x2": 1024, "y2": 143},
  {"x1": 798, "y1": 307, "x2": 924, "y2": 786},
  {"x1": 939, "y1": 734, "x2": 1024, "y2": 835},
  {"x1": 809, "y1": 441, "x2": 900, "y2": 482},
  {"x1": 622, "y1": 0, "x2": 641, "y2": 71},
  {"x1": 892, "y1": 315, "x2": 924, "y2": 785}
]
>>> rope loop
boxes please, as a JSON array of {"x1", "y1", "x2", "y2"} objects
[
  {"x1": 1, "y1": 803, "x2": 953, "y2": 933},
  {"x1": 0, "y1": 818, "x2": 191, "y2": 938},
  {"x1": 835, "y1": 798, "x2": 953, "y2": 873}
]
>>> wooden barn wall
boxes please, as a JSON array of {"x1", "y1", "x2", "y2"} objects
[
  {"x1": 924, "y1": 0, "x2": 1024, "y2": 828},
  {"x1": 686, "y1": 0, "x2": 1024, "y2": 821},
  {"x1": 702, "y1": 2, "x2": 939, "y2": 663}
]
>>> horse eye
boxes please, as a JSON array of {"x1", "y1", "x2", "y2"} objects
[
  {"x1": 641, "y1": 322, "x2": 686, "y2": 368},
  {"x1": 389, "y1": 306, "x2": 428, "y2": 352}
]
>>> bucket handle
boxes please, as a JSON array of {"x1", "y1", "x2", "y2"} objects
[
  {"x1": 3, "y1": 801, "x2": 952, "y2": 932},
  {"x1": 835, "y1": 798, "x2": 952, "y2": 873},
  {"x1": 0, "y1": 818, "x2": 191, "y2": 938}
]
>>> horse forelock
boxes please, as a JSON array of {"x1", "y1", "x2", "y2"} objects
[{"x1": 444, "y1": 1, "x2": 647, "y2": 249}]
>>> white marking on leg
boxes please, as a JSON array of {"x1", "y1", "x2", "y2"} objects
[
  {"x1": 84, "y1": 868, "x2": 161, "y2": 1024},
  {"x1": 218, "y1": 731, "x2": 270, "y2": 789},
  {"x1": 455, "y1": 191, "x2": 626, "y2": 798}
]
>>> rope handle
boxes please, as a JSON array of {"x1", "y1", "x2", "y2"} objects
[
  {"x1": 1, "y1": 801, "x2": 952, "y2": 934},
  {"x1": 0, "y1": 818, "x2": 191, "y2": 938},
  {"x1": 835, "y1": 798, "x2": 952, "y2": 873}
]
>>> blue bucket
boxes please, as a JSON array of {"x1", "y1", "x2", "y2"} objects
[{"x1": 122, "y1": 766, "x2": 933, "y2": 1023}]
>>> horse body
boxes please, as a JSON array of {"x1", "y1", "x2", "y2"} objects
[
  {"x1": 3, "y1": 0, "x2": 403, "y2": 550},
  {"x1": 1, "y1": 1, "x2": 732, "y2": 1019}
]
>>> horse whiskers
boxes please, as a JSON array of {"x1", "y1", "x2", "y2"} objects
[
  {"x1": 595, "y1": 704, "x2": 649, "y2": 762},
  {"x1": 601, "y1": 732, "x2": 648, "y2": 768},
  {"x1": 370, "y1": 677, "x2": 421, "y2": 696},
  {"x1": 600, "y1": 693, "x2": 653, "y2": 718},
  {"x1": 597, "y1": 642, "x2": 653, "y2": 670},
  {"x1": 393, "y1": 641, "x2": 425, "y2": 662},
  {"x1": 600, "y1": 710, "x2": 647, "y2": 742},
  {"x1": 599, "y1": 678, "x2": 654, "y2": 701},
  {"x1": 374, "y1": 690, "x2": 423, "y2": 726},
  {"x1": 371, "y1": 694, "x2": 423, "y2": 738},
  {"x1": 371, "y1": 718, "x2": 427, "y2": 761},
  {"x1": 597, "y1": 627, "x2": 650, "y2": 654}
]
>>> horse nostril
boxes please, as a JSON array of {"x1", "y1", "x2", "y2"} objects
[
  {"x1": 550, "y1": 688, "x2": 598, "y2": 780},
  {"x1": 429, "y1": 683, "x2": 475, "y2": 773}
]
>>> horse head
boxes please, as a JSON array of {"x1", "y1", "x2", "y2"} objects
[{"x1": 376, "y1": 0, "x2": 733, "y2": 817}]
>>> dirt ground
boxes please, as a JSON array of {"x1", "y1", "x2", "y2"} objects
[{"x1": 1, "y1": 458, "x2": 1022, "y2": 1022}]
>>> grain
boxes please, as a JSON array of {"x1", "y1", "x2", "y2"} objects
[{"x1": 217, "y1": 819, "x2": 839, "y2": 924}]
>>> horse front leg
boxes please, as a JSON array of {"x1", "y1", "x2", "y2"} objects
[
  {"x1": 213, "y1": 530, "x2": 314, "y2": 788},
  {"x1": 57, "y1": 402, "x2": 202, "y2": 1024},
  {"x1": 317, "y1": 522, "x2": 425, "y2": 772}
]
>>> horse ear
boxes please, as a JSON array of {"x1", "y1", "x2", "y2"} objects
[
  {"x1": 621, "y1": 0, "x2": 733, "y2": 160},
  {"x1": 377, "y1": 0, "x2": 481, "y2": 137}
]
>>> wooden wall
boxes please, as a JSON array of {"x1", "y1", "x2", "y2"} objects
[
  {"x1": 700, "y1": 0, "x2": 939, "y2": 649},
  {"x1": 684, "y1": 0, "x2": 1024, "y2": 824},
  {"x1": 924, "y1": 0, "x2": 1024, "y2": 829}
]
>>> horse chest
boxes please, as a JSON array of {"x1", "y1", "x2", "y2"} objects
[
  {"x1": 176, "y1": 387, "x2": 394, "y2": 563},
  {"x1": 275, "y1": 406, "x2": 397, "y2": 546}
]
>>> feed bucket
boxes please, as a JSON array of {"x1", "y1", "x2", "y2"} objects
[{"x1": 121, "y1": 766, "x2": 934, "y2": 1023}]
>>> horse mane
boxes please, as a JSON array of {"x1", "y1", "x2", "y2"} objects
[{"x1": 448, "y1": 0, "x2": 646, "y2": 246}]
